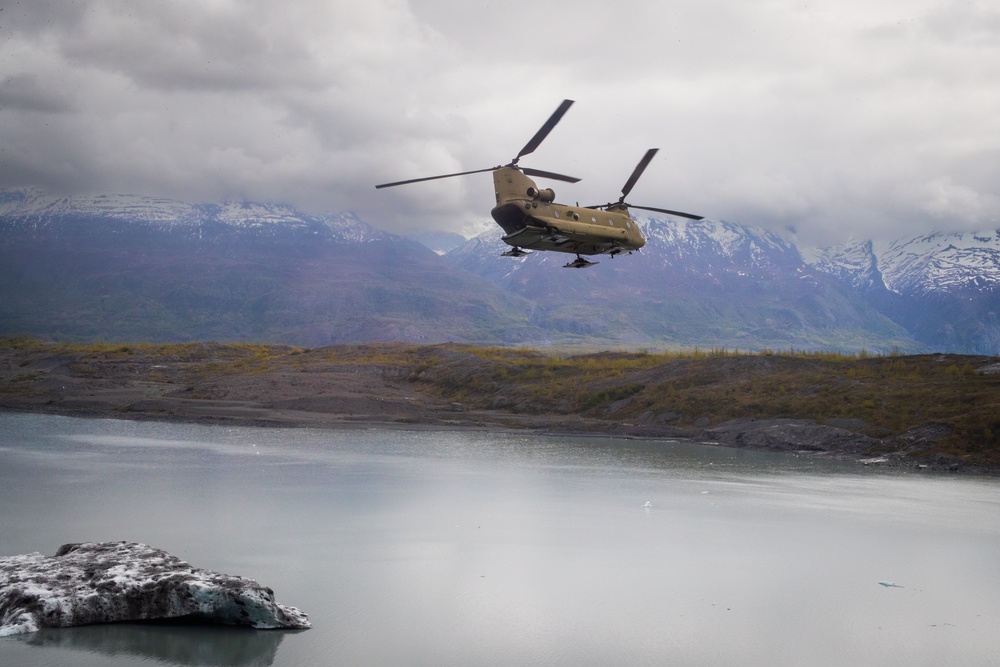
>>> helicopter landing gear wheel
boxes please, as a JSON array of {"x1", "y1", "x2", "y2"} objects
[{"x1": 562, "y1": 255, "x2": 599, "y2": 269}]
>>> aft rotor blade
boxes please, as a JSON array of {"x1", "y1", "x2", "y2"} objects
[
  {"x1": 629, "y1": 204, "x2": 704, "y2": 220},
  {"x1": 621, "y1": 148, "x2": 659, "y2": 200},
  {"x1": 521, "y1": 167, "x2": 581, "y2": 183},
  {"x1": 374, "y1": 166, "x2": 498, "y2": 189},
  {"x1": 515, "y1": 99, "x2": 575, "y2": 161}
]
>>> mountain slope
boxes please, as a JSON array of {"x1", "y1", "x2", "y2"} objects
[
  {"x1": 806, "y1": 230, "x2": 1000, "y2": 354},
  {"x1": 4, "y1": 188, "x2": 997, "y2": 353},
  {"x1": 447, "y1": 216, "x2": 918, "y2": 352},
  {"x1": 0, "y1": 189, "x2": 540, "y2": 345}
]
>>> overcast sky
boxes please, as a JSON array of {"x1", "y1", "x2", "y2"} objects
[{"x1": 1, "y1": 0, "x2": 998, "y2": 245}]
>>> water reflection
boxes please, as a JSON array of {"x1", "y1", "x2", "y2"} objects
[
  {"x1": 17, "y1": 625, "x2": 292, "y2": 667},
  {"x1": 2, "y1": 413, "x2": 999, "y2": 667}
]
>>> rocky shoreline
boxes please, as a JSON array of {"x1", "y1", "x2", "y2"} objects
[
  {"x1": 0, "y1": 387, "x2": 978, "y2": 475},
  {"x1": 1, "y1": 341, "x2": 995, "y2": 474}
]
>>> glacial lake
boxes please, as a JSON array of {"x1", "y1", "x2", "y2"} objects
[{"x1": 1, "y1": 412, "x2": 998, "y2": 666}]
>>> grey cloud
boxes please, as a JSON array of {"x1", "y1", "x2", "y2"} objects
[
  {"x1": 0, "y1": 1, "x2": 90, "y2": 34},
  {"x1": 54, "y1": 3, "x2": 333, "y2": 93},
  {"x1": 0, "y1": 0, "x2": 997, "y2": 247},
  {"x1": 0, "y1": 73, "x2": 73, "y2": 113}
]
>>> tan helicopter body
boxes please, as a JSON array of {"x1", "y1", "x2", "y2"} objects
[
  {"x1": 376, "y1": 100, "x2": 701, "y2": 268},
  {"x1": 490, "y1": 166, "x2": 645, "y2": 261}
]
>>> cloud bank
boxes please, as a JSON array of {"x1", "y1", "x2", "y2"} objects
[{"x1": 1, "y1": 0, "x2": 998, "y2": 245}]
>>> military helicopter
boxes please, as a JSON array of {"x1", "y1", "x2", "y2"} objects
[{"x1": 375, "y1": 100, "x2": 703, "y2": 268}]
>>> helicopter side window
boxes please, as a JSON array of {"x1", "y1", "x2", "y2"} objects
[
  {"x1": 554, "y1": 211, "x2": 560, "y2": 218},
  {"x1": 591, "y1": 216, "x2": 597, "y2": 223}
]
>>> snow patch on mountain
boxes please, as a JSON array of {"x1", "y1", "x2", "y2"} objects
[
  {"x1": 315, "y1": 212, "x2": 386, "y2": 243},
  {"x1": 876, "y1": 231, "x2": 1000, "y2": 294},
  {"x1": 802, "y1": 238, "x2": 884, "y2": 292},
  {"x1": 0, "y1": 188, "x2": 384, "y2": 242},
  {"x1": 636, "y1": 215, "x2": 804, "y2": 273},
  {"x1": 0, "y1": 188, "x2": 203, "y2": 226},
  {"x1": 807, "y1": 230, "x2": 1000, "y2": 295},
  {"x1": 212, "y1": 200, "x2": 314, "y2": 227}
]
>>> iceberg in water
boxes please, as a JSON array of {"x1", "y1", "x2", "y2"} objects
[{"x1": 0, "y1": 541, "x2": 310, "y2": 637}]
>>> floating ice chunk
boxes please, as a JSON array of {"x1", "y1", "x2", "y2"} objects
[{"x1": 0, "y1": 541, "x2": 310, "y2": 636}]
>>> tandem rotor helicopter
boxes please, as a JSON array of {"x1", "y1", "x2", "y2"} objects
[{"x1": 375, "y1": 99, "x2": 703, "y2": 268}]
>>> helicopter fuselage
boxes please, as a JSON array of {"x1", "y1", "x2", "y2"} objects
[{"x1": 490, "y1": 167, "x2": 645, "y2": 257}]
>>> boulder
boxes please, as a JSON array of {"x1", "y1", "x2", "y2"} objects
[{"x1": 0, "y1": 541, "x2": 310, "y2": 636}]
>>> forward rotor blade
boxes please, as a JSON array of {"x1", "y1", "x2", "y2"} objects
[
  {"x1": 521, "y1": 167, "x2": 581, "y2": 183},
  {"x1": 515, "y1": 99, "x2": 574, "y2": 161},
  {"x1": 621, "y1": 148, "x2": 659, "y2": 200},
  {"x1": 374, "y1": 166, "x2": 498, "y2": 189},
  {"x1": 629, "y1": 204, "x2": 704, "y2": 220}
]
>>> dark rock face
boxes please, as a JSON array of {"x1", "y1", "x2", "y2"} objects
[
  {"x1": 697, "y1": 418, "x2": 882, "y2": 455},
  {"x1": 695, "y1": 418, "x2": 964, "y2": 468},
  {"x1": 0, "y1": 542, "x2": 310, "y2": 636}
]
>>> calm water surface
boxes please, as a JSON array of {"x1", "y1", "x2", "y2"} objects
[{"x1": 1, "y1": 412, "x2": 998, "y2": 666}]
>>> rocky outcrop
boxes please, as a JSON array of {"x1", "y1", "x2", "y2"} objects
[
  {"x1": 695, "y1": 418, "x2": 970, "y2": 469},
  {"x1": 697, "y1": 418, "x2": 882, "y2": 455},
  {"x1": 0, "y1": 542, "x2": 310, "y2": 636}
]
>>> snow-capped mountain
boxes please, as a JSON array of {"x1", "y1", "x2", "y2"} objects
[
  {"x1": 805, "y1": 230, "x2": 1000, "y2": 354},
  {"x1": 447, "y1": 216, "x2": 915, "y2": 352},
  {"x1": 450, "y1": 216, "x2": 805, "y2": 278},
  {"x1": 878, "y1": 231, "x2": 1000, "y2": 295},
  {"x1": 0, "y1": 188, "x2": 537, "y2": 345},
  {"x1": 0, "y1": 188, "x2": 378, "y2": 243},
  {"x1": 806, "y1": 230, "x2": 1000, "y2": 296},
  {"x1": 639, "y1": 215, "x2": 803, "y2": 271},
  {"x1": 0, "y1": 188, "x2": 205, "y2": 226},
  {"x1": 635, "y1": 216, "x2": 813, "y2": 288},
  {"x1": 3, "y1": 187, "x2": 998, "y2": 353},
  {"x1": 801, "y1": 238, "x2": 885, "y2": 293}
]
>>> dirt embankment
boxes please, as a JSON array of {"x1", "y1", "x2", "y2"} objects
[
  {"x1": 0, "y1": 342, "x2": 576, "y2": 431},
  {"x1": 2, "y1": 340, "x2": 997, "y2": 473}
]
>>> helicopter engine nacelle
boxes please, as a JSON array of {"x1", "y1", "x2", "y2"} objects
[{"x1": 527, "y1": 186, "x2": 555, "y2": 203}]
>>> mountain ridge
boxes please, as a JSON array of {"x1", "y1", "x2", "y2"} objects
[
  {"x1": 446, "y1": 216, "x2": 917, "y2": 353},
  {"x1": 2, "y1": 188, "x2": 998, "y2": 354},
  {"x1": 0, "y1": 188, "x2": 541, "y2": 346},
  {"x1": 804, "y1": 230, "x2": 1000, "y2": 353}
]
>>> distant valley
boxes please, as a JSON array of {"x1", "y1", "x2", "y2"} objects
[{"x1": 1, "y1": 188, "x2": 998, "y2": 354}]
